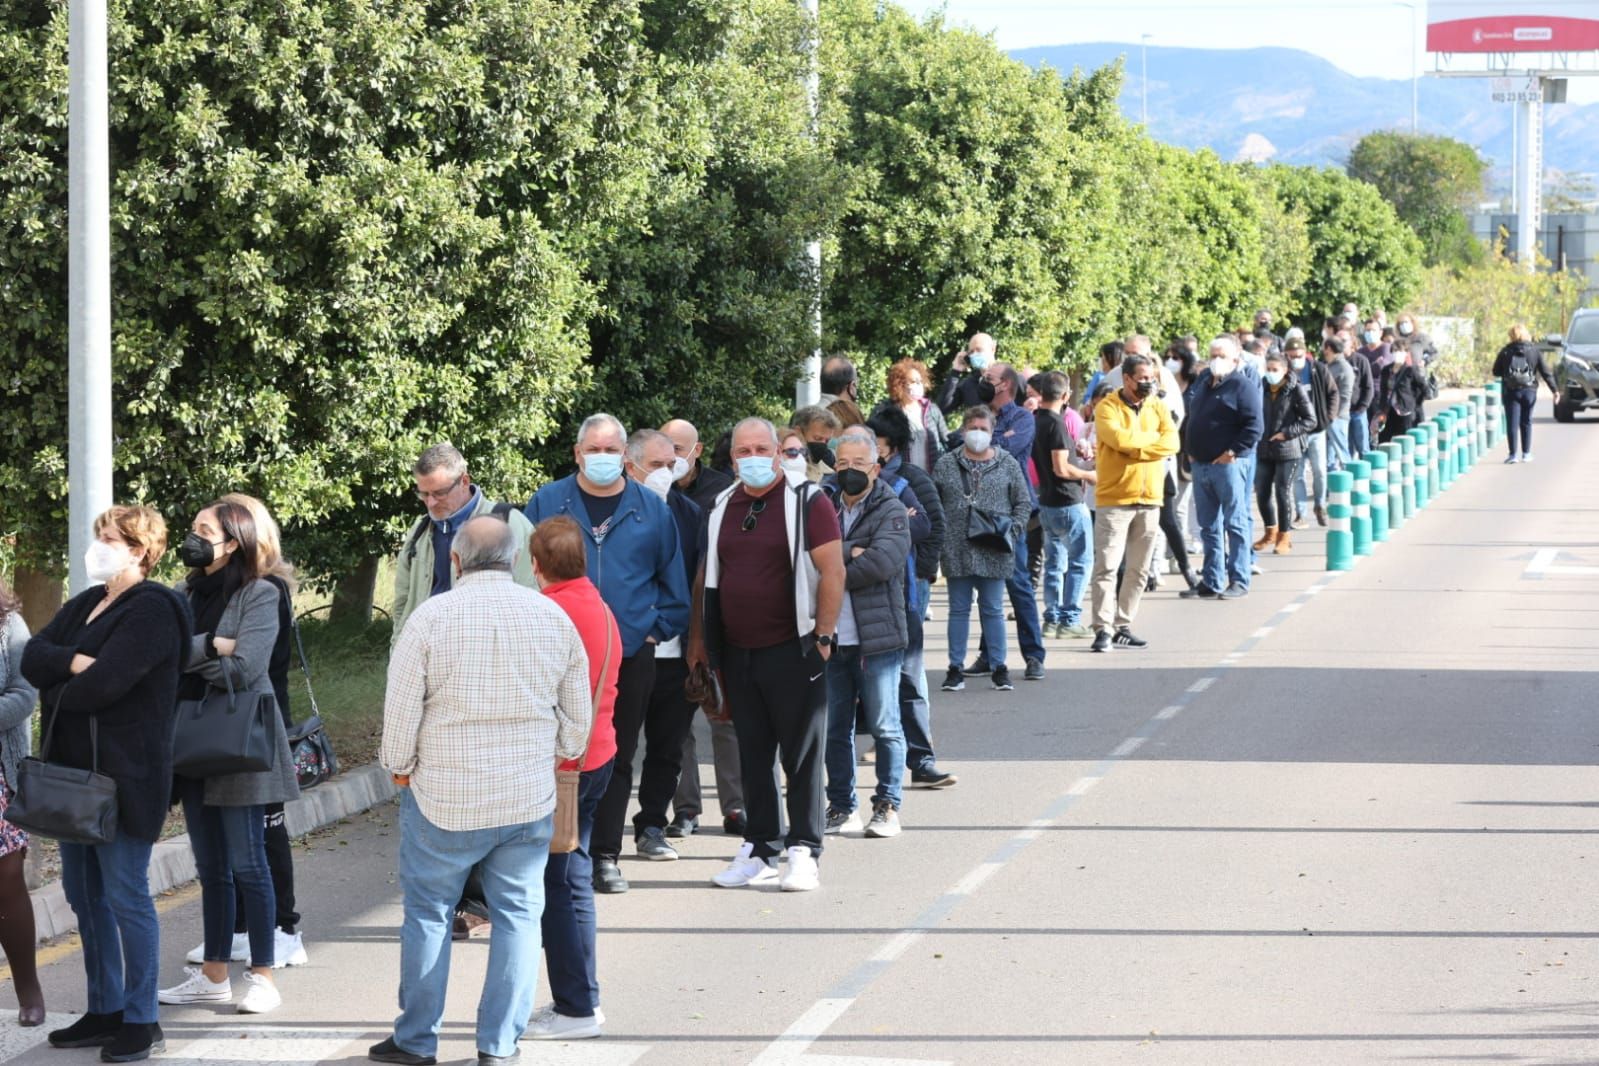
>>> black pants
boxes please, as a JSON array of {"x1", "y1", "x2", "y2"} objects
[
  {"x1": 1378, "y1": 412, "x2": 1415, "y2": 444},
  {"x1": 232, "y1": 803, "x2": 298, "y2": 935},
  {"x1": 721, "y1": 638, "x2": 827, "y2": 861},
  {"x1": 590, "y1": 645, "x2": 658, "y2": 862},
  {"x1": 1254, "y1": 455, "x2": 1297, "y2": 529},
  {"x1": 1158, "y1": 474, "x2": 1190, "y2": 573},
  {"x1": 632, "y1": 657, "x2": 700, "y2": 835},
  {"x1": 1504, "y1": 385, "x2": 1537, "y2": 456}
]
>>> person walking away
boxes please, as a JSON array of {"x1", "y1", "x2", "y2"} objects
[
  {"x1": 1492, "y1": 324, "x2": 1560, "y2": 463},
  {"x1": 1030, "y1": 372, "x2": 1099, "y2": 636},
  {"x1": 932, "y1": 406, "x2": 1032, "y2": 690},
  {"x1": 373, "y1": 518, "x2": 592, "y2": 1066},
  {"x1": 691, "y1": 419, "x2": 845, "y2": 893},
  {"x1": 22, "y1": 506, "x2": 193, "y2": 1062},
  {"x1": 1088, "y1": 355, "x2": 1179, "y2": 651},
  {"x1": 0, "y1": 578, "x2": 44, "y2": 1026},
  {"x1": 525, "y1": 515, "x2": 621, "y2": 1042},
  {"x1": 160, "y1": 500, "x2": 300, "y2": 1015},
  {"x1": 1252, "y1": 352, "x2": 1318, "y2": 555},
  {"x1": 1179, "y1": 338, "x2": 1263, "y2": 600}
]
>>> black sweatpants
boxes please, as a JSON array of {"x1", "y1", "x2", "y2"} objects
[
  {"x1": 590, "y1": 645, "x2": 658, "y2": 862},
  {"x1": 721, "y1": 638, "x2": 827, "y2": 861},
  {"x1": 632, "y1": 656, "x2": 700, "y2": 835},
  {"x1": 233, "y1": 803, "x2": 299, "y2": 935}
]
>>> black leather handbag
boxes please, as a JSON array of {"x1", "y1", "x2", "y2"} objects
[
  {"x1": 172, "y1": 670, "x2": 277, "y2": 778},
  {"x1": 283, "y1": 606, "x2": 337, "y2": 790},
  {"x1": 7, "y1": 696, "x2": 119, "y2": 845},
  {"x1": 958, "y1": 463, "x2": 1013, "y2": 552}
]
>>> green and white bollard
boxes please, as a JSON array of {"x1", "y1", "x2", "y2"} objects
[
  {"x1": 1455, "y1": 403, "x2": 1474, "y2": 469},
  {"x1": 1327, "y1": 469, "x2": 1354, "y2": 571},
  {"x1": 1381, "y1": 442, "x2": 1404, "y2": 529},
  {"x1": 1471, "y1": 391, "x2": 1488, "y2": 456},
  {"x1": 1440, "y1": 412, "x2": 1458, "y2": 487},
  {"x1": 1465, "y1": 397, "x2": 1483, "y2": 465},
  {"x1": 1409, "y1": 427, "x2": 1431, "y2": 508},
  {"x1": 1397, "y1": 435, "x2": 1417, "y2": 518},
  {"x1": 1483, "y1": 381, "x2": 1503, "y2": 448},
  {"x1": 1364, "y1": 450, "x2": 1389, "y2": 543},
  {"x1": 1426, "y1": 421, "x2": 1442, "y2": 497},
  {"x1": 1349, "y1": 459, "x2": 1372, "y2": 556}
]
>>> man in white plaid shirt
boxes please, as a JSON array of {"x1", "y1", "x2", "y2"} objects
[{"x1": 374, "y1": 517, "x2": 592, "y2": 1066}]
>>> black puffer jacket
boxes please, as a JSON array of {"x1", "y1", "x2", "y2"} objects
[
  {"x1": 832, "y1": 479, "x2": 912, "y2": 656},
  {"x1": 1258, "y1": 379, "x2": 1318, "y2": 462}
]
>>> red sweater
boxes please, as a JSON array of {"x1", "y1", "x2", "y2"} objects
[{"x1": 542, "y1": 577, "x2": 620, "y2": 772}]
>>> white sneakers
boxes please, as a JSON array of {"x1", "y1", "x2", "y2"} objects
[
  {"x1": 237, "y1": 972, "x2": 282, "y2": 1014},
  {"x1": 710, "y1": 842, "x2": 780, "y2": 888},
  {"x1": 525, "y1": 1004, "x2": 604, "y2": 1040},
  {"x1": 185, "y1": 930, "x2": 307, "y2": 968},
  {"x1": 158, "y1": 967, "x2": 232, "y2": 1005},
  {"x1": 780, "y1": 846, "x2": 819, "y2": 892}
]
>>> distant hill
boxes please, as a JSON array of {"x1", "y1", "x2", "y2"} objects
[{"x1": 1010, "y1": 43, "x2": 1599, "y2": 195}]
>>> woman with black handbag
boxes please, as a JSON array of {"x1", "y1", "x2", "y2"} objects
[
  {"x1": 0, "y1": 578, "x2": 45, "y2": 1026},
  {"x1": 158, "y1": 500, "x2": 298, "y2": 1015},
  {"x1": 932, "y1": 405, "x2": 1032, "y2": 693},
  {"x1": 20, "y1": 505, "x2": 193, "y2": 1062}
]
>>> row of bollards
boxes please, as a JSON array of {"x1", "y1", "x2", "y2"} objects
[{"x1": 1327, "y1": 383, "x2": 1500, "y2": 571}]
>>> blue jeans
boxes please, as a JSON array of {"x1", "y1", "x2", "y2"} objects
[
  {"x1": 1293, "y1": 431, "x2": 1328, "y2": 511},
  {"x1": 946, "y1": 576, "x2": 1007, "y2": 670},
  {"x1": 1039, "y1": 503, "x2": 1092, "y2": 626},
  {"x1": 394, "y1": 791, "x2": 553, "y2": 1058},
  {"x1": 1327, "y1": 417, "x2": 1351, "y2": 469},
  {"x1": 1191, "y1": 459, "x2": 1252, "y2": 592},
  {"x1": 178, "y1": 776, "x2": 274, "y2": 969},
  {"x1": 977, "y1": 530, "x2": 1045, "y2": 665},
  {"x1": 899, "y1": 602, "x2": 936, "y2": 773},
  {"x1": 542, "y1": 759, "x2": 612, "y2": 1019},
  {"x1": 825, "y1": 645, "x2": 907, "y2": 812},
  {"x1": 1350, "y1": 410, "x2": 1370, "y2": 456},
  {"x1": 59, "y1": 835, "x2": 160, "y2": 1022}
]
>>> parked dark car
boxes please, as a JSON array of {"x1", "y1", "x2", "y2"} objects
[{"x1": 1550, "y1": 308, "x2": 1599, "y2": 423}]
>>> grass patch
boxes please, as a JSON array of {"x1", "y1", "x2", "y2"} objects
[{"x1": 293, "y1": 614, "x2": 393, "y2": 771}]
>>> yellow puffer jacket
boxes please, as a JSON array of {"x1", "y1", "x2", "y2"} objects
[{"x1": 1094, "y1": 391, "x2": 1180, "y2": 507}]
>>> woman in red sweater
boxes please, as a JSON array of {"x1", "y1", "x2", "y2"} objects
[{"x1": 526, "y1": 515, "x2": 620, "y2": 1041}]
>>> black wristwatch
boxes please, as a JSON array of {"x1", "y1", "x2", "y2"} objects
[{"x1": 814, "y1": 633, "x2": 835, "y2": 648}]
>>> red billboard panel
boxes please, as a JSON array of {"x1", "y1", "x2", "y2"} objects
[{"x1": 1427, "y1": 1, "x2": 1599, "y2": 53}]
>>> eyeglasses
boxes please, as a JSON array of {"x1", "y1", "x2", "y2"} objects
[
  {"x1": 780, "y1": 447, "x2": 806, "y2": 459},
  {"x1": 741, "y1": 497, "x2": 768, "y2": 532},
  {"x1": 415, "y1": 474, "x2": 465, "y2": 502}
]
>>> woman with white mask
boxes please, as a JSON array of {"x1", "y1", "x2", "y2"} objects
[{"x1": 881, "y1": 358, "x2": 947, "y2": 473}]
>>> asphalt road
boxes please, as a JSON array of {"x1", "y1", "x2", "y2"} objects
[{"x1": 5, "y1": 397, "x2": 1598, "y2": 1065}]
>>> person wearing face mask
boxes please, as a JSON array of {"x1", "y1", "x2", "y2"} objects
[
  {"x1": 1286, "y1": 336, "x2": 1336, "y2": 528},
  {"x1": 820, "y1": 432, "x2": 918, "y2": 838},
  {"x1": 1085, "y1": 341, "x2": 1125, "y2": 413},
  {"x1": 1252, "y1": 352, "x2": 1318, "y2": 557},
  {"x1": 391, "y1": 444, "x2": 537, "y2": 644},
  {"x1": 936, "y1": 332, "x2": 998, "y2": 414},
  {"x1": 1377, "y1": 345, "x2": 1433, "y2": 445},
  {"x1": 1253, "y1": 309, "x2": 1281, "y2": 353},
  {"x1": 1394, "y1": 312, "x2": 1437, "y2": 369},
  {"x1": 878, "y1": 358, "x2": 947, "y2": 473},
  {"x1": 621, "y1": 430, "x2": 708, "y2": 863},
  {"x1": 22, "y1": 506, "x2": 193, "y2": 1060},
  {"x1": 1179, "y1": 337, "x2": 1264, "y2": 600},
  {"x1": 1320, "y1": 334, "x2": 1356, "y2": 471},
  {"x1": 159, "y1": 500, "x2": 300, "y2": 1017},
  {"x1": 779, "y1": 428, "x2": 812, "y2": 485},
  {"x1": 1328, "y1": 317, "x2": 1377, "y2": 455},
  {"x1": 525, "y1": 413, "x2": 690, "y2": 895},
  {"x1": 819, "y1": 356, "x2": 867, "y2": 431},
  {"x1": 689, "y1": 418, "x2": 846, "y2": 893},
  {"x1": 793, "y1": 405, "x2": 843, "y2": 483},
  {"x1": 662, "y1": 419, "x2": 734, "y2": 515}
]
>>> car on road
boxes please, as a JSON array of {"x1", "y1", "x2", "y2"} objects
[{"x1": 1550, "y1": 308, "x2": 1599, "y2": 422}]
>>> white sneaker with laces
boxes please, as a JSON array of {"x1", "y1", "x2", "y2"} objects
[
  {"x1": 158, "y1": 966, "x2": 232, "y2": 1004},
  {"x1": 273, "y1": 929, "x2": 308, "y2": 968},
  {"x1": 779, "y1": 846, "x2": 820, "y2": 892},
  {"x1": 237, "y1": 971, "x2": 282, "y2": 1014},
  {"x1": 526, "y1": 1003, "x2": 604, "y2": 1040},
  {"x1": 187, "y1": 931, "x2": 249, "y2": 965},
  {"x1": 710, "y1": 842, "x2": 779, "y2": 888}
]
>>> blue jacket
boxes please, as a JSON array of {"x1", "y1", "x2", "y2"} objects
[
  {"x1": 666, "y1": 487, "x2": 704, "y2": 588},
  {"x1": 1184, "y1": 369, "x2": 1265, "y2": 463},
  {"x1": 525, "y1": 476, "x2": 690, "y2": 656}
]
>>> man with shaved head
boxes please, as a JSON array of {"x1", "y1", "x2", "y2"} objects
[
  {"x1": 663, "y1": 418, "x2": 734, "y2": 515},
  {"x1": 936, "y1": 332, "x2": 997, "y2": 414}
]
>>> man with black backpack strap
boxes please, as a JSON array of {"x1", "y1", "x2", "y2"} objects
[{"x1": 391, "y1": 444, "x2": 536, "y2": 643}]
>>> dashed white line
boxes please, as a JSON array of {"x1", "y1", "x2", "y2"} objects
[
  {"x1": 1155, "y1": 704, "x2": 1183, "y2": 720},
  {"x1": 751, "y1": 999, "x2": 860, "y2": 1065},
  {"x1": 1187, "y1": 677, "x2": 1217, "y2": 693},
  {"x1": 948, "y1": 862, "x2": 1005, "y2": 897},
  {"x1": 1066, "y1": 776, "x2": 1102, "y2": 796},
  {"x1": 870, "y1": 929, "x2": 924, "y2": 963},
  {"x1": 1251, "y1": 626, "x2": 1275, "y2": 638},
  {"x1": 1110, "y1": 736, "x2": 1146, "y2": 758},
  {"x1": 1279, "y1": 602, "x2": 1302, "y2": 613}
]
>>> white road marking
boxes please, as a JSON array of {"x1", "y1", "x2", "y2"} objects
[
  {"x1": 1251, "y1": 626, "x2": 1274, "y2": 638},
  {"x1": 1110, "y1": 736, "x2": 1146, "y2": 758},
  {"x1": 1279, "y1": 602, "x2": 1302, "y2": 613},
  {"x1": 1155, "y1": 704, "x2": 1183, "y2": 720},
  {"x1": 870, "y1": 930, "x2": 924, "y2": 962},
  {"x1": 1187, "y1": 677, "x2": 1217, "y2": 693},
  {"x1": 1066, "y1": 776, "x2": 1101, "y2": 795},
  {"x1": 1525, "y1": 547, "x2": 1599, "y2": 577},
  {"x1": 947, "y1": 862, "x2": 1005, "y2": 897},
  {"x1": 751, "y1": 999, "x2": 861, "y2": 1065}
]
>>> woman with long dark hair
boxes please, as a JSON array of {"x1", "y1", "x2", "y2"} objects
[{"x1": 0, "y1": 577, "x2": 44, "y2": 1025}]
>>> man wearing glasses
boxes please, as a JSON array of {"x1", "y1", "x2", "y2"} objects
[
  {"x1": 689, "y1": 418, "x2": 845, "y2": 893},
  {"x1": 391, "y1": 443, "x2": 536, "y2": 643}
]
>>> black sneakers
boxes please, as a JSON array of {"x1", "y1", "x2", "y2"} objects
[
  {"x1": 940, "y1": 667, "x2": 966, "y2": 691},
  {"x1": 991, "y1": 666, "x2": 1014, "y2": 691},
  {"x1": 666, "y1": 814, "x2": 698, "y2": 838},
  {"x1": 911, "y1": 767, "x2": 959, "y2": 788},
  {"x1": 49, "y1": 1012, "x2": 123, "y2": 1049},
  {"x1": 1111, "y1": 628, "x2": 1148, "y2": 649},
  {"x1": 1023, "y1": 658, "x2": 1045, "y2": 681},
  {"x1": 635, "y1": 826, "x2": 678, "y2": 861},
  {"x1": 1090, "y1": 630, "x2": 1111, "y2": 653},
  {"x1": 961, "y1": 657, "x2": 992, "y2": 676},
  {"x1": 100, "y1": 1023, "x2": 165, "y2": 1063}
]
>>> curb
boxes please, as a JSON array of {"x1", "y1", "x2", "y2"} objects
[{"x1": 29, "y1": 763, "x2": 398, "y2": 944}]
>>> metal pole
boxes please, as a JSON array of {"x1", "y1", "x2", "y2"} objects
[
  {"x1": 68, "y1": 0, "x2": 113, "y2": 594},
  {"x1": 795, "y1": 0, "x2": 822, "y2": 410},
  {"x1": 1409, "y1": 10, "x2": 1418, "y2": 132},
  {"x1": 1514, "y1": 81, "x2": 1542, "y2": 272},
  {"x1": 1140, "y1": 34, "x2": 1150, "y2": 127}
]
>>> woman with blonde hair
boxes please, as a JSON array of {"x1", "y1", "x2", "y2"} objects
[
  {"x1": 881, "y1": 359, "x2": 946, "y2": 473},
  {"x1": 1491, "y1": 323, "x2": 1559, "y2": 463}
]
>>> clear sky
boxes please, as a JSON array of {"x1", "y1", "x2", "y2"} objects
[{"x1": 903, "y1": 0, "x2": 1599, "y2": 105}]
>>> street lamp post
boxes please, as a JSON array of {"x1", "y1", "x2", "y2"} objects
[
  {"x1": 795, "y1": 0, "x2": 822, "y2": 410},
  {"x1": 1395, "y1": 1, "x2": 1418, "y2": 133}
]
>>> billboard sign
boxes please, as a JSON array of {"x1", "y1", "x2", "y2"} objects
[{"x1": 1427, "y1": 1, "x2": 1599, "y2": 53}]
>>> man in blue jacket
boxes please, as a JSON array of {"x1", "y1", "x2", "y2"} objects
[
  {"x1": 1181, "y1": 337, "x2": 1265, "y2": 600},
  {"x1": 526, "y1": 413, "x2": 691, "y2": 894}
]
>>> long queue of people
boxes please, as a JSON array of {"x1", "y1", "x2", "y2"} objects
[{"x1": 0, "y1": 302, "x2": 1559, "y2": 1065}]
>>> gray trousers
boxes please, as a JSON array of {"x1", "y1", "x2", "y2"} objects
[
  {"x1": 1090, "y1": 504, "x2": 1161, "y2": 633},
  {"x1": 672, "y1": 708, "x2": 745, "y2": 820}
]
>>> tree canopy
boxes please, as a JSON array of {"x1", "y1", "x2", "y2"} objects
[{"x1": 1347, "y1": 130, "x2": 1487, "y2": 268}]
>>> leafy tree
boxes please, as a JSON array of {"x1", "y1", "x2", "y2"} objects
[{"x1": 1347, "y1": 131, "x2": 1486, "y2": 268}]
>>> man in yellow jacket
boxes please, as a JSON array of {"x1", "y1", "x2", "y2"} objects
[{"x1": 1089, "y1": 353, "x2": 1179, "y2": 653}]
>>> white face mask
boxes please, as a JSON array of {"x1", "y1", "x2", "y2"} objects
[
  {"x1": 780, "y1": 456, "x2": 808, "y2": 477},
  {"x1": 907, "y1": 381, "x2": 926, "y2": 402},
  {"x1": 670, "y1": 456, "x2": 690, "y2": 481},
  {"x1": 1398, "y1": 322, "x2": 1413, "y2": 336},
  {"x1": 85, "y1": 540, "x2": 133, "y2": 583},
  {"x1": 964, "y1": 429, "x2": 993, "y2": 453},
  {"x1": 1290, "y1": 357, "x2": 1306, "y2": 371},
  {"x1": 1209, "y1": 357, "x2": 1233, "y2": 380},
  {"x1": 643, "y1": 466, "x2": 675, "y2": 500},
  {"x1": 1165, "y1": 359, "x2": 1182, "y2": 376}
]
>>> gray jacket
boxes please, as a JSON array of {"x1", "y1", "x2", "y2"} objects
[
  {"x1": 0, "y1": 613, "x2": 37, "y2": 793},
  {"x1": 834, "y1": 479, "x2": 912, "y2": 656},
  {"x1": 933, "y1": 449, "x2": 1032, "y2": 580},
  {"x1": 177, "y1": 577, "x2": 301, "y2": 808}
]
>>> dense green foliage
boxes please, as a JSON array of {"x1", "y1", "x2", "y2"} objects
[
  {"x1": 1, "y1": 0, "x2": 1425, "y2": 588},
  {"x1": 1347, "y1": 131, "x2": 1487, "y2": 268}
]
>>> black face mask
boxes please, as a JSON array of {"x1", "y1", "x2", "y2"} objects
[
  {"x1": 976, "y1": 379, "x2": 997, "y2": 404},
  {"x1": 179, "y1": 532, "x2": 223, "y2": 569},
  {"x1": 1136, "y1": 379, "x2": 1157, "y2": 397},
  {"x1": 836, "y1": 468, "x2": 870, "y2": 497},
  {"x1": 807, "y1": 441, "x2": 833, "y2": 465}
]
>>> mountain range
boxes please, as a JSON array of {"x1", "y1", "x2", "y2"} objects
[{"x1": 1010, "y1": 43, "x2": 1599, "y2": 198}]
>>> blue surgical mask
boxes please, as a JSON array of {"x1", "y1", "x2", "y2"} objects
[
  {"x1": 1363, "y1": 330, "x2": 1379, "y2": 345},
  {"x1": 736, "y1": 455, "x2": 779, "y2": 489},
  {"x1": 1264, "y1": 369, "x2": 1285, "y2": 386},
  {"x1": 582, "y1": 453, "x2": 624, "y2": 487},
  {"x1": 969, "y1": 352, "x2": 992, "y2": 370}
]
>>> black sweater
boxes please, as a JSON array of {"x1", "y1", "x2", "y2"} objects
[
  {"x1": 1491, "y1": 341, "x2": 1558, "y2": 394},
  {"x1": 20, "y1": 581, "x2": 193, "y2": 842}
]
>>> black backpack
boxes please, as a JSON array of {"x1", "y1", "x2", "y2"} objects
[{"x1": 1507, "y1": 350, "x2": 1537, "y2": 389}]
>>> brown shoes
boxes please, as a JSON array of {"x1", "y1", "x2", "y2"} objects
[{"x1": 1252, "y1": 526, "x2": 1279, "y2": 551}]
